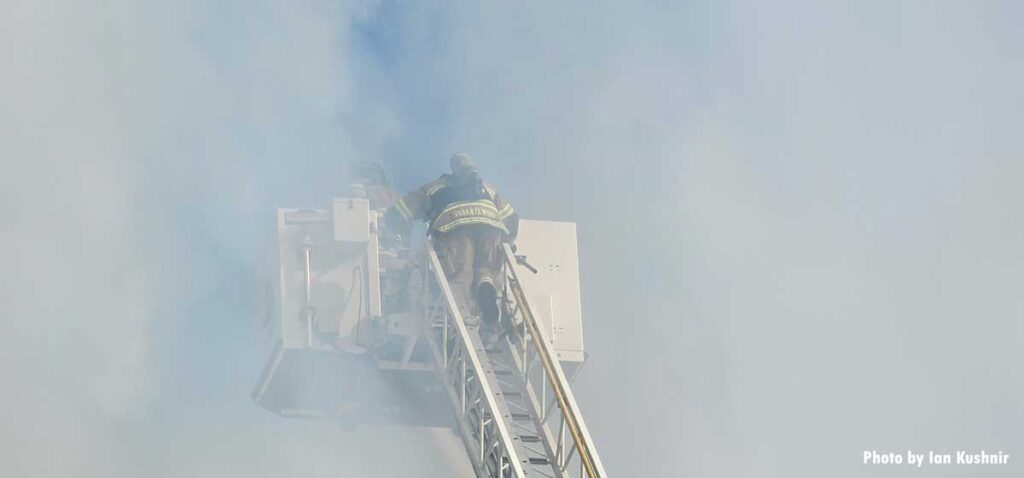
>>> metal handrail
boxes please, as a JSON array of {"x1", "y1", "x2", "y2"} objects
[
  {"x1": 502, "y1": 244, "x2": 607, "y2": 478},
  {"x1": 425, "y1": 247, "x2": 527, "y2": 478}
]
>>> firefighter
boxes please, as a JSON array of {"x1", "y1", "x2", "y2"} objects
[
  {"x1": 348, "y1": 160, "x2": 399, "y2": 212},
  {"x1": 347, "y1": 161, "x2": 408, "y2": 314},
  {"x1": 386, "y1": 153, "x2": 519, "y2": 329},
  {"x1": 347, "y1": 159, "x2": 405, "y2": 250}
]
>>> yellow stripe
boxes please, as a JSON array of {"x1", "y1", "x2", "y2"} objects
[
  {"x1": 431, "y1": 199, "x2": 509, "y2": 234},
  {"x1": 426, "y1": 182, "x2": 448, "y2": 196},
  {"x1": 395, "y1": 198, "x2": 413, "y2": 220},
  {"x1": 497, "y1": 204, "x2": 514, "y2": 219},
  {"x1": 436, "y1": 217, "x2": 508, "y2": 234},
  {"x1": 436, "y1": 199, "x2": 497, "y2": 218}
]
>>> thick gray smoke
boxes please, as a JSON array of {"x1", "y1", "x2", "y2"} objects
[
  {"x1": 1, "y1": 1, "x2": 464, "y2": 476},
  {"x1": 2, "y1": 1, "x2": 1021, "y2": 477}
]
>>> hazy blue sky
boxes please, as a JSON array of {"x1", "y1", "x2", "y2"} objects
[{"x1": 2, "y1": 1, "x2": 1021, "y2": 477}]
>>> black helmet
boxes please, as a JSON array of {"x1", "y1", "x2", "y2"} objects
[
  {"x1": 351, "y1": 161, "x2": 387, "y2": 186},
  {"x1": 449, "y1": 153, "x2": 479, "y2": 180}
]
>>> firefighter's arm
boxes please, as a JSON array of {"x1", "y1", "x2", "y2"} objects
[
  {"x1": 505, "y1": 210, "x2": 520, "y2": 244},
  {"x1": 384, "y1": 187, "x2": 428, "y2": 243},
  {"x1": 493, "y1": 193, "x2": 519, "y2": 243}
]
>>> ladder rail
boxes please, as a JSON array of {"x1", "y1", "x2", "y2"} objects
[
  {"x1": 423, "y1": 247, "x2": 529, "y2": 478},
  {"x1": 501, "y1": 244, "x2": 608, "y2": 478},
  {"x1": 491, "y1": 341, "x2": 570, "y2": 478}
]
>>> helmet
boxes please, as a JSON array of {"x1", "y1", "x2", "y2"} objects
[
  {"x1": 351, "y1": 161, "x2": 387, "y2": 186},
  {"x1": 449, "y1": 153, "x2": 479, "y2": 180}
]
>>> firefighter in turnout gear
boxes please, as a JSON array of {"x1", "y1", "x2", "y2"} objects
[
  {"x1": 347, "y1": 160, "x2": 399, "y2": 212},
  {"x1": 386, "y1": 153, "x2": 519, "y2": 329},
  {"x1": 347, "y1": 159, "x2": 402, "y2": 248},
  {"x1": 346, "y1": 160, "x2": 411, "y2": 316}
]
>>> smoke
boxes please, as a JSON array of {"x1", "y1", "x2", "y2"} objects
[
  {"x1": 1, "y1": 1, "x2": 463, "y2": 476},
  {"x1": 369, "y1": 2, "x2": 1023, "y2": 477},
  {"x1": 2, "y1": 0, "x2": 1021, "y2": 477},
  {"x1": 2, "y1": 1, "x2": 155, "y2": 475}
]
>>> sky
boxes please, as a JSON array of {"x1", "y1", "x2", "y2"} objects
[{"x1": 1, "y1": 1, "x2": 1022, "y2": 477}]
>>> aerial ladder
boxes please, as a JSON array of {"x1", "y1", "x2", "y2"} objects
[{"x1": 251, "y1": 197, "x2": 607, "y2": 477}]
